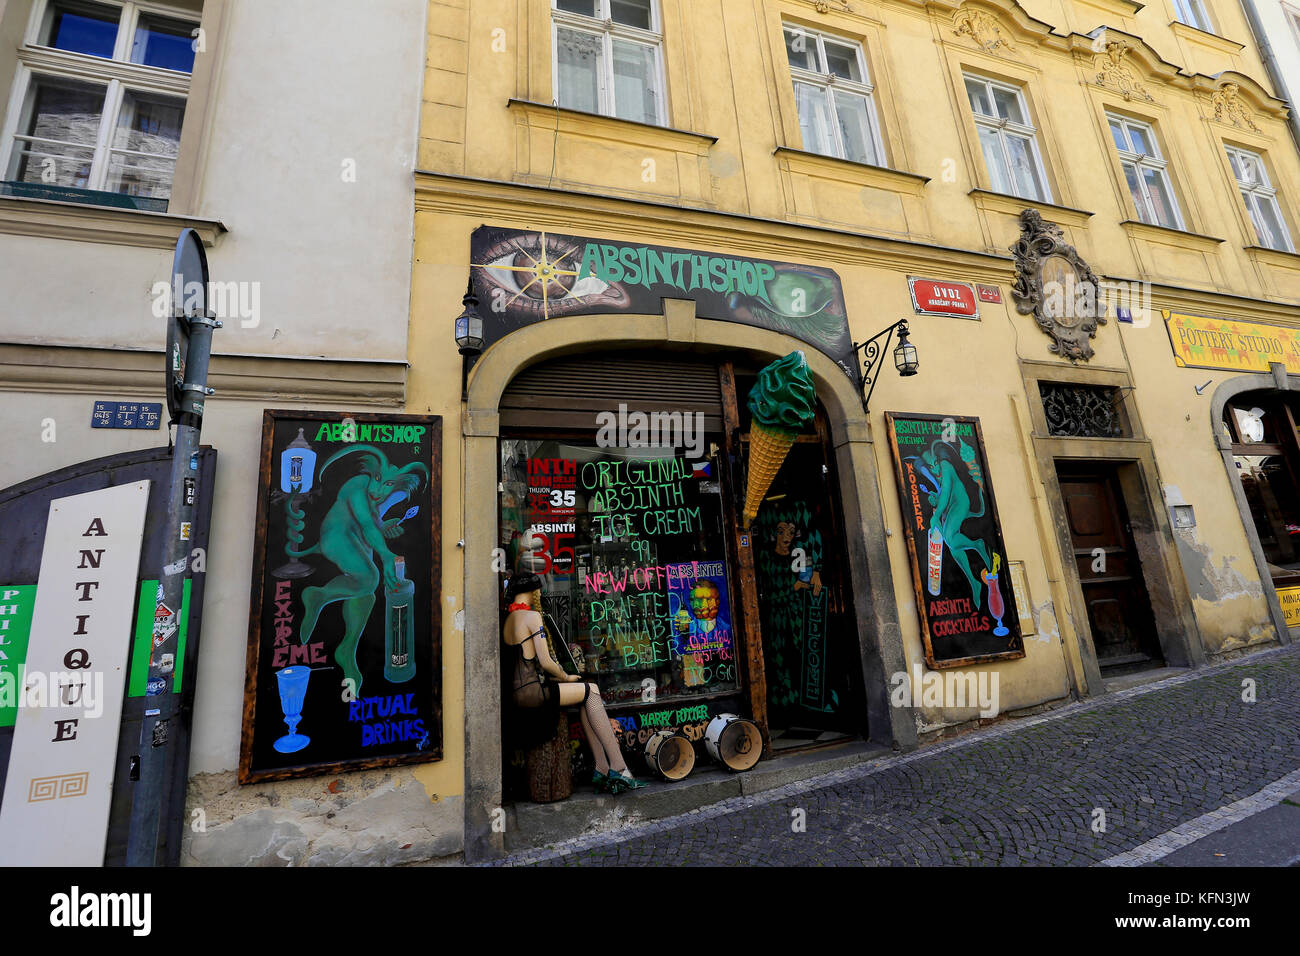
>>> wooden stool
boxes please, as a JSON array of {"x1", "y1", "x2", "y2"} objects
[{"x1": 526, "y1": 712, "x2": 572, "y2": 802}]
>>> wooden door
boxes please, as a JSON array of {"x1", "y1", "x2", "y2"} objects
[{"x1": 1056, "y1": 465, "x2": 1162, "y2": 669}]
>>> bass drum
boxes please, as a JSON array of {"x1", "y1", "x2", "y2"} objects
[
  {"x1": 703, "y1": 714, "x2": 762, "y2": 772},
  {"x1": 643, "y1": 729, "x2": 695, "y2": 781}
]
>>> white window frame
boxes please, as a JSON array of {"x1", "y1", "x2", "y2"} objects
[
  {"x1": 0, "y1": 0, "x2": 200, "y2": 200},
  {"x1": 1226, "y1": 145, "x2": 1294, "y2": 252},
  {"x1": 1173, "y1": 0, "x2": 1214, "y2": 33},
  {"x1": 963, "y1": 73, "x2": 1052, "y2": 203},
  {"x1": 1107, "y1": 113, "x2": 1185, "y2": 229},
  {"x1": 782, "y1": 22, "x2": 885, "y2": 167},
  {"x1": 550, "y1": 0, "x2": 667, "y2": 127}
]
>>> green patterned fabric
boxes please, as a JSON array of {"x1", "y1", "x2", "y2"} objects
[{"x1": 753, "y1": 498, "x2": 827, "y2": 714}]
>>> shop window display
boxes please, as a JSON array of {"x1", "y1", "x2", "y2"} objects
[{"x1": 499, "y1": 439, "x2": 740, "y2": 710}]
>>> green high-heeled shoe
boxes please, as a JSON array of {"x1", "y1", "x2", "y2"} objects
[
  {"x1": 592, "y1": 770, "x2": 609, "y2": 793},
  {"x1": 606, "y1": 769, "x2": 646, "y2": 794}
]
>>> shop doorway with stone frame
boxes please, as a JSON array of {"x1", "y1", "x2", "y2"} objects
[
  {"x1": 733, "y1": 363, "x2": 868, "y2": 752},
  {"x1": 1222, "y1": 390, "x2": 1300, "y2": 601},
  {"x1": 1055, "y1": 461, "x2": 1163, "y2": 674}
]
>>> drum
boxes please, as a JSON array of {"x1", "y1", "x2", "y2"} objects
[
  {"x1": 643, "y1": 729, "x2": 695, "y2": 781},
  {"x1": 703, "y1": 714, "x2": 762, "y2": 772}
]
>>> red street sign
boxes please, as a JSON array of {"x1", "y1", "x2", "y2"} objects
[
  {"x1": 908, "y1": 277, "x2": 979, "y2": 319},
  {"x1": 977, "y1": 284, "x2": 1002, "y2": 303}
]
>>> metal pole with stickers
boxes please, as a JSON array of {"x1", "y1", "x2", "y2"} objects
[{"x1": 125, "y1": 229, "x2": 220, "y2": 866}]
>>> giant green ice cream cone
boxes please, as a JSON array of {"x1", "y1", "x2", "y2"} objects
[{"x1": 744, "y1": 351, "x2": 817, "y2": 528}]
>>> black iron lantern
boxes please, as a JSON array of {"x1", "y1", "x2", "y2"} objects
[
  {"x1": 454, "y1": 280, "x2": 484, "y2": 356},
  {"x1": 850, "y1": 318, "x2": 920, "y2": 412},
  {"x1": 893, "y1": 322, "x2": 919, "y2": 376}
]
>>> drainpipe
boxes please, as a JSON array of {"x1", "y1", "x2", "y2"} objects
[{"x1": 1239, "y1": 0, "x2": 1300, "y2": 155}]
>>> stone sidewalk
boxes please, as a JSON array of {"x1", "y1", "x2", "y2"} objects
[{"x1": 493, "y1": 643, "x2": 1299, "y2": 866}]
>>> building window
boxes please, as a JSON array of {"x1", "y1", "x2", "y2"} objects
[
  {"x1": 1227, "y1": 146, "x2": 1293, "y2": 252},
  {"x1": 0, "y1": 0, "x2": 200, "y2": 212},
  {"x1": 552, "y1": 0, "x2": 665, "y2": 126},
  {"x1": 1107, "y1": 114, "x2": 1182, "y2": 229},
  {"x1": 1173, "y1": 0, "x2": 1214, "y2": 32},
  {"x1": 782, "y1": 23, "x2": 884, "y2": 167},
  {"x1": 1038, "y1": 383, "x2": 1127, "y2": 438},
  {"x1": 963, "y1": 74, "x2": 1050, "y2": 202}
]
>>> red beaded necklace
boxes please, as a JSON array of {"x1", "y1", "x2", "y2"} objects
[{"x1": 507, "y1": 602, "x2": 532, "y2": 613}]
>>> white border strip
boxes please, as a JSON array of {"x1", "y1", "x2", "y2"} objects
[{"x1": 1097, "y1": 768, "x2": 1300, "y2": 867}]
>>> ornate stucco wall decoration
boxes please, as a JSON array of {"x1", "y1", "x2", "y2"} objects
[
  {"x1": 1095, "y1": 40, "x2": 1154, "y2": 102},
  {"x1": 814, "y1": 0, "x2": 853, "y2": 12},
  {"x1": 1211, "y1": 83, "x2": 1260, "y2": 132},
  {"x1": 1010, "y1": 210, "x2": 1107, "y2": 362},
  {"x1": 954, "y1": 7, "x2": 1015, "y2": 53}
]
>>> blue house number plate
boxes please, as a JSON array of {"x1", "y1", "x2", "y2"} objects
[{"x1": 92, "y1": 401, "x2": 163, "y2": 430}]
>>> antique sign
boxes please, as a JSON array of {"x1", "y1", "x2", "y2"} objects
[
  {"x1": 240, "y1": 411, "x2": 442, "y2": 783},
  {"x1": 885, "y1": 413, "x2": 1025, "y2": 668},
  {"x1": 0, "y1": 482, "x2": 150, "y2": 866},
  {"x1": 1164, "y1": 311, "x2": 1300, "y2": 375},
  {"x1": 1009, "y1": 210, "x2": 1106, "y2": 361},
  {"x1": 908, "y1": 277, "x2": 979, "y2": 319},
  {"x1": 470, "y1": 226, "x2": 855, "y2": 381}
]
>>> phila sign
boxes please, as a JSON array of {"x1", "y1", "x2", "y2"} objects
[{"x1": 0, "y1": 482, "x2": 149, "y2": 866}]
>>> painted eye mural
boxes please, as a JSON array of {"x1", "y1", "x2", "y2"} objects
[
  {"x1": 474, "y1": 231, "x2": 631, "y2": 320},
  {"x1": 469, "y1": 226, "x2": 856, "y2": 381}
]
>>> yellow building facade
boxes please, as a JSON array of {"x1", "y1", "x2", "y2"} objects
[{"x1": 414, "y1": 0, "x2": 1298, "y2": 859}]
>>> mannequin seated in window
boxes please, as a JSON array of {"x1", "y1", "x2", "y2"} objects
[{"x1": 503, "y1": 572, "x2": 645, "y2": 795}]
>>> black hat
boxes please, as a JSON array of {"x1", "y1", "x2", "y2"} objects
[{"x1": 505, "y1": 572, "x2": 542, "y2": 599}]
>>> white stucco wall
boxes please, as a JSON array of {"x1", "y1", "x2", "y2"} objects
[{"x1": 0, "y1": 0, "x2": 425, "y2": 362}]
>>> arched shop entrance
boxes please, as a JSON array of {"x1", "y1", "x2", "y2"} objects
[
  {"x1": 1213, "y1": 370, "x2": 1300, "y2": 640},
  {"x1": 460, "y1": 299, "x2": 916, "y2": 859}
]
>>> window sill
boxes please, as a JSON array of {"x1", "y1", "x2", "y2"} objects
[
  {"x1": 1168, "y1": 22, "x2": 1245, "y2": 55},
  {"x1": 773, "y1": 147, "x2": 930, "y2": 195},
  {"x1": 0, "y1": 194, "x2": 226, "y2": 250},
  {"x1": 969, "y1": 189, "x2": 1094, "y2": 227},
  {"x1": 1119, "y1": 219, "x2": 1224, "y2": 252},
  {"x1": 1244, "y1": 244, "x2": 1300, "y2": 270},
  {"x1": 506, "y1": 99, "x2": 717, "y2": 150}
]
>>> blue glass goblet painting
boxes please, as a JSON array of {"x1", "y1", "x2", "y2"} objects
[{"x1": 273, "y1": 666, "x2": 312, "y2": 753}]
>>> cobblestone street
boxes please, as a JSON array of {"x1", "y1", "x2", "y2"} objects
[{"x1": 501, "y1": 645, "x2": 1300, "y2": 867}]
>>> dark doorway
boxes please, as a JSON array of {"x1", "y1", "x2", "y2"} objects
[
  {"x1": 735, "y1": 371, "x2": 867, "y2": 752},
  {"x1": 1056, "y1": 462, "x2": 1163, "y2": 673}
]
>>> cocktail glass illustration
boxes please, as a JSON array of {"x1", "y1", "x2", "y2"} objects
[
  {"x1": 273, "y1": 665, "x2": 311, "y2": 753},
  {"x1": 980, "y1": 554, "x2": 1009, "y2": 637}
]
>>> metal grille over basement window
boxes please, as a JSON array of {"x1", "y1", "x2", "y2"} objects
[{"x1": 1039, "y1": 382, "x2": 1126, "y2": 438}]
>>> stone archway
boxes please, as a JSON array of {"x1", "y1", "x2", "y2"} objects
[
  {"x1": 458, "y1": 298, "x2": 916, "y2": 861},
  {"x1": 1209, "y1": 363, "x2": 1296, "y2": 644}
]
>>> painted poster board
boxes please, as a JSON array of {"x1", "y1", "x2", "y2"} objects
[
  {"x1": 470, "y1": 225, "x2": 855, "y2": 381},
  {"x1": 0, "y1": 481, "x2": 149, "y2": 866},
  {"x1": 239, "y1": 412, "x2": 442, "y2": 783},
  {"x1": 885, "y1": 413, "x2": 1025, "y2": 668}
]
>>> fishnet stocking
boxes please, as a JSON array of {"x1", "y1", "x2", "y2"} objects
[{"x1": 580, "y1": 686, "x2": 626, "y2": 775}]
